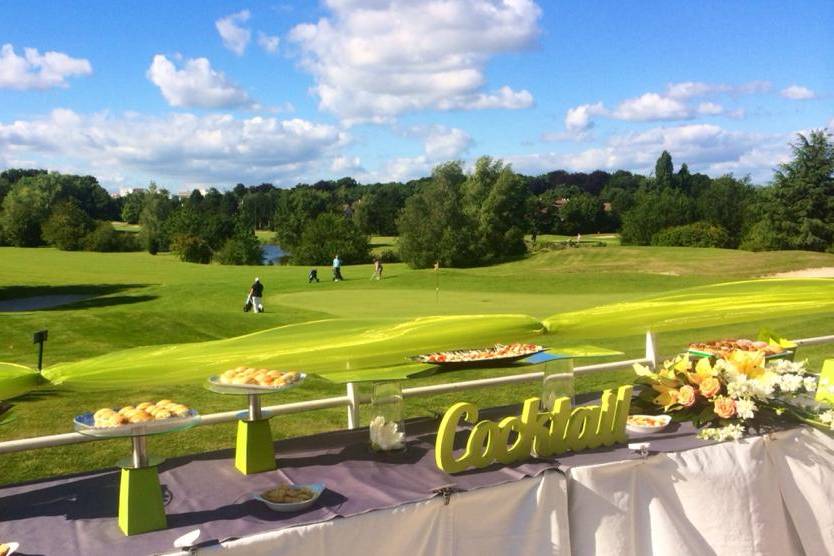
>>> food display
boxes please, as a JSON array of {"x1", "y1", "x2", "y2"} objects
[
  {"x1": 217, "y1": 367, "x2": 302, "y2": 388},
  {"x1": 262, "y1": 484, "x2": 315, "y2": 504},
  {"x1": 0, "y1": 542, "x2": 18, "y2": 556},
  {"x1": 626, "y1": 414, "x2": 671, "y2": 434},
  {"x1": 91, "y1": 400, "x2": 192, "y2": 428},
  {"x1": 688, "y1": 339, "x2": 787, "y2": 358},
  {"x1": 413, "y1": 343, "x2": 544, "y2": 366}
]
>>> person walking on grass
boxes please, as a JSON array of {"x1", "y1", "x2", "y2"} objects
[
  {"x1": 249, "y1": 277, "x2": 264, "y2": 313},
  {"x1": 371, "y1": 258, "x2": 383, "y2": 280},
  {"x1": 332, "y1": 255, "x2": 344, "y2": 281}
]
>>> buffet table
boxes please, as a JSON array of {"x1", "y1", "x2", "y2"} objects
[{"x1": 1, "y1": 403, "x2": 832, "y2": 555}]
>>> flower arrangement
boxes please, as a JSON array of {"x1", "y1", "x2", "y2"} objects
[{"x1": 633, "y1": 350, "x2": 833, "y2": 441}]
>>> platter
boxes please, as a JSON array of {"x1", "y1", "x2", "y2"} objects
[
  {"x1": 411, "y1": 343, "x2": 545, "y2": 369},
  {"x1": 688, "y1": 338, "x2": 793, "y2": 360},
  {"x1": 74, "y1": 409, "x2": 200, "y2": 438},
  {"x1": 205, "y1": 372, "x2": 306, "y2": 396},
  {"x1": 627, "y1": 414, "x2": 671, "y2": 434},
  {"x1": 253, "y1": 482, "x2": 326, "y2": 512}
]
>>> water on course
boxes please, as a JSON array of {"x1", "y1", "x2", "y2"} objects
[{"x1": 261, "y1": 244, "x2": 286, "y2": 265}]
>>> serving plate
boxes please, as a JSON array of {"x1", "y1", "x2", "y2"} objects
[
  {"x1": 411, "y1": 345, "x2": 545, "y2": 368},
  {"x1": 626, "y1": 414, "x2": 671, "y2": 435},
  {"x1": 0, "y1": 542, "x2": 19, "y2": 556},
  {"x1": 254, "y1": 482, "x2": 326, "y2": 513},
  {"x1": 205, "y1": 373, "x2": 306, "y2": 395},
  {"x1": 73, "y1": 409, "x2": 200, "y2": 438}
]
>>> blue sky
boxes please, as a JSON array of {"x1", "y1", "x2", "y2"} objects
[{"x1": 1, "y1": 0, "x2": 831, "y2": 191}]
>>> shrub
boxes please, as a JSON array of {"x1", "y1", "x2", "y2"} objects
[
  {"x1": 83, "y1": 221, "x2": 140, "y2": 252},
  {"x1": 651, "y1": 221, "x2": 731, "y2": 248},
  {"x1": 214, "y1": 234, "x2": 263, "y2": 265},
  {"x1": 42, "y1": 200, "x2": 94, "y2": 250},
  {"x1": 170, "y1": 233, "x2": 213, "y2": 264},
  {"x1": 377, "y1": 249, "x2": 400, "y2": 263}
]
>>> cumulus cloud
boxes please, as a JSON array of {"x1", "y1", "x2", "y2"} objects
[
  {"x1": 257, "y1": 32, "x2": 280, "y2": 54},
  {"x1": 288, "y1": 0, "x2": 540, "y2": 123},
  {"x1": 611, "y1": 93, "x2": 691, "y2": 121},
  {"x1": 665, "y1": 80, "x2": 771, "y2": 99},
  {"x1": 147, "y1": 55, "x2": 252, "y2": 109},
  {"x1": 510, "y1": 123, "x2": 789, "y2": 183},
  {"x1": 780, "y1": 84, "x2": 816, "y2": 100},
  {"x1": 0, "y1": 43, "x2": 92, "y2": 90},
  {"x1": 0, "y1": 109, "x2": 349, "y2": 186},
  {"x1": 216, "y1": 10, "x2": 252, "y2": 55},
  {"x1": 422, "y1": 126, "x2": 473, "y2": 160}
]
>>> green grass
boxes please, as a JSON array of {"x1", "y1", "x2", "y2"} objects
[{"x1": 1, "y1": 244, "x2": 834, "y2": 484}]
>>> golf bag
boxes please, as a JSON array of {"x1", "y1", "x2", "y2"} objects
[{"x1": 243, "y1": 294, "x2": 253, "y2": 312}]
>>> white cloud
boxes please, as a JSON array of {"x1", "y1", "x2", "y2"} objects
[
  {"x1": 288, "y1": 0, "x2": 540, "y2": 122},
  {"x1": 422, "y1": 126, "x2": 472, "y2": 160},
  {"x1": 665, "y1": 80, "x2": 771, "y2": 99},
  {"x1": 780, "y1": 84, "x2": 816, "y2": 100},
  {"x1": 508, "y1": 123, "x2": 788, "y2": 183},
  {"x1": 0, "y1": 43, "x2": 92, "y2": 90},
  {"x1": 696, "y1": 101, "x2": 724, "y2": 116},
  {"x1": 147, "y1": 55, "x2": 252, "y2": 109},
  {"x1": 611, "y1": 93, "x2": 691, "y2": 121},
  {"x1": 0, "y1": 109, "x2": 349, "y2": 186},
  {"x1": 216, "y1": 10, "x2": 252, "y2": 55},
  {"x1": 257, "y1": 32, "x2": 280, "y2": 54}
]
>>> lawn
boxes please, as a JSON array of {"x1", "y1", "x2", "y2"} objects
[{"x1": 1, "y1": 244, "x2": 834, "y2": 484}]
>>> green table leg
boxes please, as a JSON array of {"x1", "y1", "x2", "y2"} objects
[
  {"x1": 118, "y1": 465, "x2": 166, "y2": 535},
  {"x1": 235, "y1": 419, "x2": 276, "y2": 474}
]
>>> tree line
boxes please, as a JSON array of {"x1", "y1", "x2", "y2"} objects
[{"x1": 1, "y1": 130, "x2": 831, "y2": 267}]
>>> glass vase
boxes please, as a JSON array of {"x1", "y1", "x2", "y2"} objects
[
  {"x1": 541, "y1": 358, "x2": 575, "y2": 411},
  {"x1": 369, "y1": 381, "x2": 406, "y2": 452}
]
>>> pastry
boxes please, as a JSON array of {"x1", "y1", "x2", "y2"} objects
[
  {"x1": 90, "y1": 400, "x2": 191, "y2": 427},
  {"x1": 217, "y1": 367, "x2": 303, "y2": 388}
]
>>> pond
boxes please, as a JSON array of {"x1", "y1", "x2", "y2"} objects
[{"x1": 261, "y1": 244, "x2": 287, "y2": 265}]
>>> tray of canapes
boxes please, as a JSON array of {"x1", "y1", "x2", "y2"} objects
[
  {"x1": 74, "y1": 399, "x2": 199, "y2": 438},
  {"x1": 688, "y1": 339, "x2": 793, "y2": 360},
  {"x1": 206, "y1": 367, "x2": 306, "y2": 395},
  {"x1": 411, "y1": 343, "x2": 545, "y2": 368}
]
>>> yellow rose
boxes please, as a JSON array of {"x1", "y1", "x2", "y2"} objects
[
  {"x1": 713, "y1": 396, "x2": 736, "y2": 419},
  {"x1": 678, "y1": 385, "x2": 696, "y2": 407},
  {"x1": 699, "y1": 377, "x2": 721, "y2": 399}
]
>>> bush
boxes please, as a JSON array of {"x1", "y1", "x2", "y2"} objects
[
  {"x1": 377, "y1": 249, "x2": 400, "y2": 263},
  {"x1": 83, "y1": 221, "x2": 140, "y2": 252},
  {"x1": 651, "y1": 221, "x2": 731, "y2": 248},
  {"x1": 170, "y1": 233, "x2": 213, "y2": 264},
  {"x1": 214, "y1": 235, "x2": 263, "y2": 265},
  {"x1": 41, "y1": 200, "x2": 94, "y2": 250},
  {"x1": 290, "y1": 213, "x2": 370, "y2": 265}
]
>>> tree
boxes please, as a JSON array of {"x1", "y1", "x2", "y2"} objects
[
  {"x1": 0, "y1": 176, "x2": 59, "y2": 246},
  {"x1": 558, "y1": 194, "x2": 605, "y2": 235},
  {"x1": 41, "y1": 200, "x2": 94, "y2": 250},
  {"x1": 696, "y1": 175, "x2": 754, "y2": 246},
  {"x1": 620, "y1": 188, "x2": 694, "y2": 245},
  {"x1": 742, "y1": 130, "x2": 834, "y2": 251},
  {"x1": 654, "y1": 151, "x2": 674, "y2": 189},
  {"x1": 138, "y1": 184, "x2": 175, "y2": 252},
  {"x1": 120, "y1": 190, "x2": 146, "y2": 224},
  {"x1": 289, "y1": 212, "x2": 369, "y2": 265},
  {"x1": 170, "y1": 234, "x2": 213, "y2": 264}
]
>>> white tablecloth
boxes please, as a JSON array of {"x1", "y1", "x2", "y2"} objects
[{"x1": 185, "y1": 427, "x2": 834, "y2": 555}]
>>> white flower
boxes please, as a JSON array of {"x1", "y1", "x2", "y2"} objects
[
  {"x1": 697, "y1": 423, "x2": 746, "y2": 441},
  {"x1": 819, "y1": 410, "x2": 834, "y2": 430},
  {"x1": 803, "y1": 376, "x2": 817, "y2": 393},
  {"x1": 369, "y1": 415, "x2": 405, "y2": 451},
  {"x1": 735, "y1": 399, "x2": 757, "y2": 420},
  {"x1": 767, "y1": 359, "x2": 807, "y2": 375},
  {"x1": 779, "y1": 373, "x2": 804, "y2": 393}
]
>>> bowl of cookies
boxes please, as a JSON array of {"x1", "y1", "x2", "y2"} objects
[{"x1": 254, "y1": 482, "x2": 325, "y2": 513}]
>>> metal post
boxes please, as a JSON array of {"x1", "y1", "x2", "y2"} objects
[
  {"x1": 346, "y1": 382, "x2": 360, "y2": 429},
  {"x1": 248, "y1": 394, "x2": 263, "y2": 421},
  {"x1": 132, "y1": 436, "x2": 149, "y2": 468},
  {"x1": 33, "y1": 329, "x2": 48, "y2": 371},
  {"x1": 645, "y1": 330, "x2": 657, "y2": 369}
]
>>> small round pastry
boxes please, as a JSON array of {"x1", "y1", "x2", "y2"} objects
[
  {"x1": 94, "y1": 408, "x2": 116, "y2": 420},
  {"x1": 157, "y1": 399, "x2": 173, "y2": 407},
  {"x1": 232, "y1": 376, "x2": 248, "y2": 385},
  {"x1": 259, "y1": 376, "x2": 274, "y2": 386},
  {"x1": 153, "y1": 409, "x2": 172, "y2": 419},
  {"x1": 118, "y1": 406, "x2": 135, "y2": 416},
  {"x1": 136, "y1": 402, "x2": 153, "y2": 410},
  {"x1": 267, "y1": 370, "x2": 282, "y2": 378},
  {"x1": 234, "y1": 366, "x2": 247, "y2": 372},
  {"x1": 285, "y1": 372, "x2": 298, "y2": 382},
  {"x1": 129, "y1": 411, "x2": 152, "y2": 423},
  {"x1": 257, "y1": 368, "x2": 269, "y2": 375}
]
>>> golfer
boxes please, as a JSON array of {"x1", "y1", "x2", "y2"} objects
[
  {"x1": 371, "y1": 258, "x2": 383, "y2": 280},
  {"x1": 249, "y1": 277, "x2": 264, "y2": 313},
  {"x1": 332, "y1": 255, "x2": 343, "y2": 281}
]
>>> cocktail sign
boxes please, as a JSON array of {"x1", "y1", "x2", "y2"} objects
[{"x1": 435, "y1": 385, "x2": 632, "y2": 473}]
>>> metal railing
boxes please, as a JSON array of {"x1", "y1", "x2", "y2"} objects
[{"x1": 1, "y1": 331, "x2": 831, "y2": 456}]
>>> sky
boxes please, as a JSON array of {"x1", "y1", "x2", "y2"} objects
[{"x1": 0, "y1": 0, "x2": 832, "y2": 192}]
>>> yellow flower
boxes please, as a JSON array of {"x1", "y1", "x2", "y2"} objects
[
  {"x1": 652, "y1": 384, "x2": 679, "y2": 410},
  {"x1": 672, "y1": 355, "x2": 692, "y2": 373},
  {"x1": 699, "y1": 376, "x2": 721, "y2": 398},
  {"x1": 725, "y1": 350, "x2": 765, "y2": 379},
  {"x1": 687, "y1": 357, "x2": 716, "y2": 385}
]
